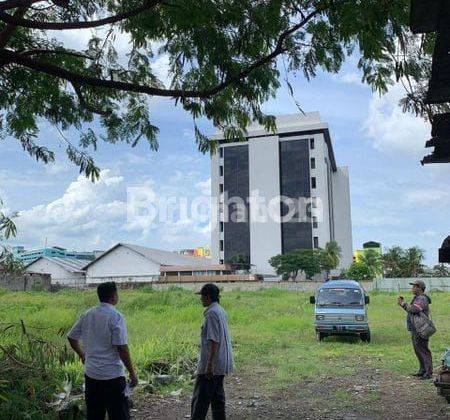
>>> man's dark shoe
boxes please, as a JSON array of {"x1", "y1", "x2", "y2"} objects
[{"x1": 419, "y1": 374, "x2": 432, "y2": 380}]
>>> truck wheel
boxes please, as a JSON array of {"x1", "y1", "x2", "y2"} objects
[{"x1": 360, "y1": 331, "x2": 371, "y2": 343}]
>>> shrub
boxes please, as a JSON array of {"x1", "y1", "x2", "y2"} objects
[{"x1": 0, "y1": 322, "x2": 83, "y2": 419}]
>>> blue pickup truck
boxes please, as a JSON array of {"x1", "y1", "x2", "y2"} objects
[{"x1": 309, "y1": 280, "x2": 371, "y2": 342}]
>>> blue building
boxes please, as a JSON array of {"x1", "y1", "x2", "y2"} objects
[{"x1": 12, "y1": 246, "x2": 95, "y2": 264}]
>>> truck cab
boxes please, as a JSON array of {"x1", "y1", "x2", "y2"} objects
[{"x1": 310, "y1": 280, "x2": 371, "y2": 342}]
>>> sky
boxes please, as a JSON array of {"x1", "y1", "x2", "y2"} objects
[{"x1": 1, "y1": 32, "x2": 449, "y2": 266}]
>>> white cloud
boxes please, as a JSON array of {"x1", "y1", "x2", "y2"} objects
[
  {"x1": 14, "y1": 169, "x2": 127, "y2": 249},
  {"x1": 195, "y1": 178, "x2": 211, "y2": 196},
  {"x1": 364, "y1": 84, "x2": 430, "y2": 157},
  {"x1": 405, "y1": 188, "x2": 450, "y2": 204},
  {"x1": 45, "y1": 160, "x2": 72, "y2": 175},
  {"x1": 152, "y1": 54, "x2": 171, "y2": 87},
  {"x1": 339, "y1": 72, "x2": 363, "y2": 85}
]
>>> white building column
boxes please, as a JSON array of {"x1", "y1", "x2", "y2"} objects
[{"x1": 248, "y1": 136, "x2": 282, "y2": 275}]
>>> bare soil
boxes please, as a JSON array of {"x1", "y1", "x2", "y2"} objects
[{"x1": 133, "y1": 368, "x2": 450, "y2": 419}]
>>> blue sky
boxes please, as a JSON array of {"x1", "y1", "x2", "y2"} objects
[{"x1": 1, "y1": 43, "x2": 449, "y2": 266}]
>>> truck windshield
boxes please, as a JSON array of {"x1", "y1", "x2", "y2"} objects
[{"x1": 317, "y1": 288, "x2": 364, "y2": 307}]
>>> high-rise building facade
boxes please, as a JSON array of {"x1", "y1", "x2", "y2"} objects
[{"x1": 210, "y1": 113, "x2": 353, "y2": 275}]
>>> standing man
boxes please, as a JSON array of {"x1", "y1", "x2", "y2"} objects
[
  {"x1": 397, "y1": 280, "x2": 433, "y2": 380},
  {"x1": 68, "y1": 282, "x2": 138, "y2": 420},
  {"x1": 191, "y1": 283, "x2": 234, "y2": 420}
]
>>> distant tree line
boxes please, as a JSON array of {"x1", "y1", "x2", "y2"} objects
[
  {"x1": 267, "y1": 243, "x2": 450, "y2": 282},
  {"x1": 343, "y1": 246, "x2": 450, "y2": 282}
]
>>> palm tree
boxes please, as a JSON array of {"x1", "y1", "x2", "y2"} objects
[
  {"x1": 382, "y1": 246, "x2": 404, "y2": 278},
  {"x1": 404, "y1": 247, "x2": 425, "y2": 278},
  {"x1": 359, "y1": 249, "x2": 382, "y2": 279},
  {"x1": 322, "y1": 241, "x2": 342, "y2": 279}
]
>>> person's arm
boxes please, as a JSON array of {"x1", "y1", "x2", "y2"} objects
[
  {"x1": 206, "y1": 340, "x2": 218, "y2": 379},
  {"x1": 68, "y1": 337, "x2": 85, "y2": 364},
  {"x1": 205, "y1": 312, "x2": 220, "y2": 378},
  {"x1": 112, "y1": 314, "x2": 138, "y2": 387},
  {"x1": 67, "y1": 315, "x2": 85, "y2": 363},
  {"x1": 398, "y1": 296, "x2": 426, "y2": 314},
  {"x1": 117, "y1": 345, "x2": 138, "y2": 387}
]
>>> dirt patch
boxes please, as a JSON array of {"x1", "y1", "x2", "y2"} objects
[{"x1": 133, "y1": 369, "x2": 450, "y2": 419}]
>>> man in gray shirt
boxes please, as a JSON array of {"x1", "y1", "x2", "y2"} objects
[
  {"x1": 191, "y1": 283, "x2": 233, "y2": 420},
  {"x1": 68, "y1": 282, "x2": 138, "y2": 420}
]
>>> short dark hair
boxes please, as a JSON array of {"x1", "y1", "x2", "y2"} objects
[
  {"x1": 198, "y1": 283, "x2": 220, "y2": 302},
  {"x1": 97, "y1": 282, "x2": 117, "y2": 302}
]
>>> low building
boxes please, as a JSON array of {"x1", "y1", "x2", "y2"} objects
[
  {"x1": 353, "y1": 241, "x2": 382, "y2": 263},
  {"x1": 25, "y1": 257, "x2": 86, "y2": 285},
  {"x1": 14, "y1": 246, "x2": 96, "y2": 264},
  {"x1": 83, "y1": 243, "x2": 211, "y2": 284}
]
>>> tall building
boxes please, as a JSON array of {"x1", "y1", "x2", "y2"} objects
[{"x1": 210, "y1": 113, "x2": 353, "y2": 275}]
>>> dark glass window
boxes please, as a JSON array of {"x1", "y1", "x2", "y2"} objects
[
  {"x1": 311, "y1": 157, "x2": 316, "y2": 169},
  {"x1": 313, "y1": 216, "x2": 318, "y2": 229},
  {"x1": 220, "y1": 222, "x2": 224, "y2": 232},
  {"x1": 219, "y1": 147, "x2": 223, "y2": 158},
  {"x1": 219, "y1": 259, "x2": 224, "y2": 265},
  {"x1": 311, "y1": 177, "x2": 317, "y2": 189},
  {"x1": 220, "y1": 240, "x2": 224, "y2": 251},
  {"x1": 313, "y1": 236, "x2": 319, "y2": 248},
  {"x1": 219, "y1": 183, "x2": 224, "y2": 193},
  {"x1": 224, "y1": 145, "x2": 250, "y2": 262},
  {"x1": 279, "y1": 139, "x2": 312, "y2": 253},
  {"x1": 219, "y1": 165, "x2": 223, "y2": 176},
  {"x1": 310, "y1": 138, "x2": 315, "y2": 149}
]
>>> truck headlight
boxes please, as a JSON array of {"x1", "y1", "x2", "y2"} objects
[
  {"x1": 316, "y1": 315, "x2": 325, "y2": 320},
  {"x1": 355, "y1": 315, "x2": 365, "y2": 321}
]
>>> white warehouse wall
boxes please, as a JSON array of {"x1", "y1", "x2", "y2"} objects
[
  {"x1": 26, "y1": 259, "x2": 85, "y2": 285},
  {"x1": 85, "y1": 245, "x2": 161, "y2": 280}
]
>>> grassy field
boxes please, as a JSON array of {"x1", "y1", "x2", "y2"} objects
[
  {"x1": 1, "y1": 286, "x2": 449, "y2": 391},
  {"x1": 2, "y1": 286, "x2": 450, "y2": 418}
]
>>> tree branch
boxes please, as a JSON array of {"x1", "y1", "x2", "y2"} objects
[
  {"x1": 71, "y1": 82, "x2": 109, "y2": 116},
  {"x1": 19, "y1": 48, "x2": 94, "y2": 59},
  {"x1": 0, "y1": 8, "x2": 322, "y2": 99},
  {"x1": 0, "y1": 0, "x2": 164, "y2": 30},
  {"x1": 201, "y1": 8, "x2": 321, "y2": 96},
  {"x1": 0, "y1": 0, "x2": 37, "y2": 11},
  {"x1": 0, "y1": 6, "x2": 27, "y2": 48}
]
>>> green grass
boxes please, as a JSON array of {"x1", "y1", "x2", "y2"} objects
[{"x1": 1, "y1": 287, "x2": 450, "y2": 392}]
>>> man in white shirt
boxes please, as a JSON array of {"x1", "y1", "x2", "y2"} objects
[{"x1": 68, "y1": 282, "x2": 137, "y2": 420}]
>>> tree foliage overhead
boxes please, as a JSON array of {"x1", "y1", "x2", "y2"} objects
[{"x1": 0, "y1": 0, "x2": 443, "y2": 177}]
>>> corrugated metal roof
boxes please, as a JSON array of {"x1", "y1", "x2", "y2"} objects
[
  {"x1": 83, "y1": 243, "x2": 212, "y2": 269},
  {"x1": 26, "y1": 256, "x2": 86, "y2": 272},
  {"x1": 122, "y1": 243, "x2": 211, "y2": 266}
]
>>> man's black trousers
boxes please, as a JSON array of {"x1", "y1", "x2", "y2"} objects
[
  {"x1": 191, "y1": 374, "x2": 226, "y2": 420},
  {"x1": 85, "y1": 375, "x2": 130, "y2": 420},
  {"x1": 412, "y1": 333, "x2": 433, "y2": 376}
]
